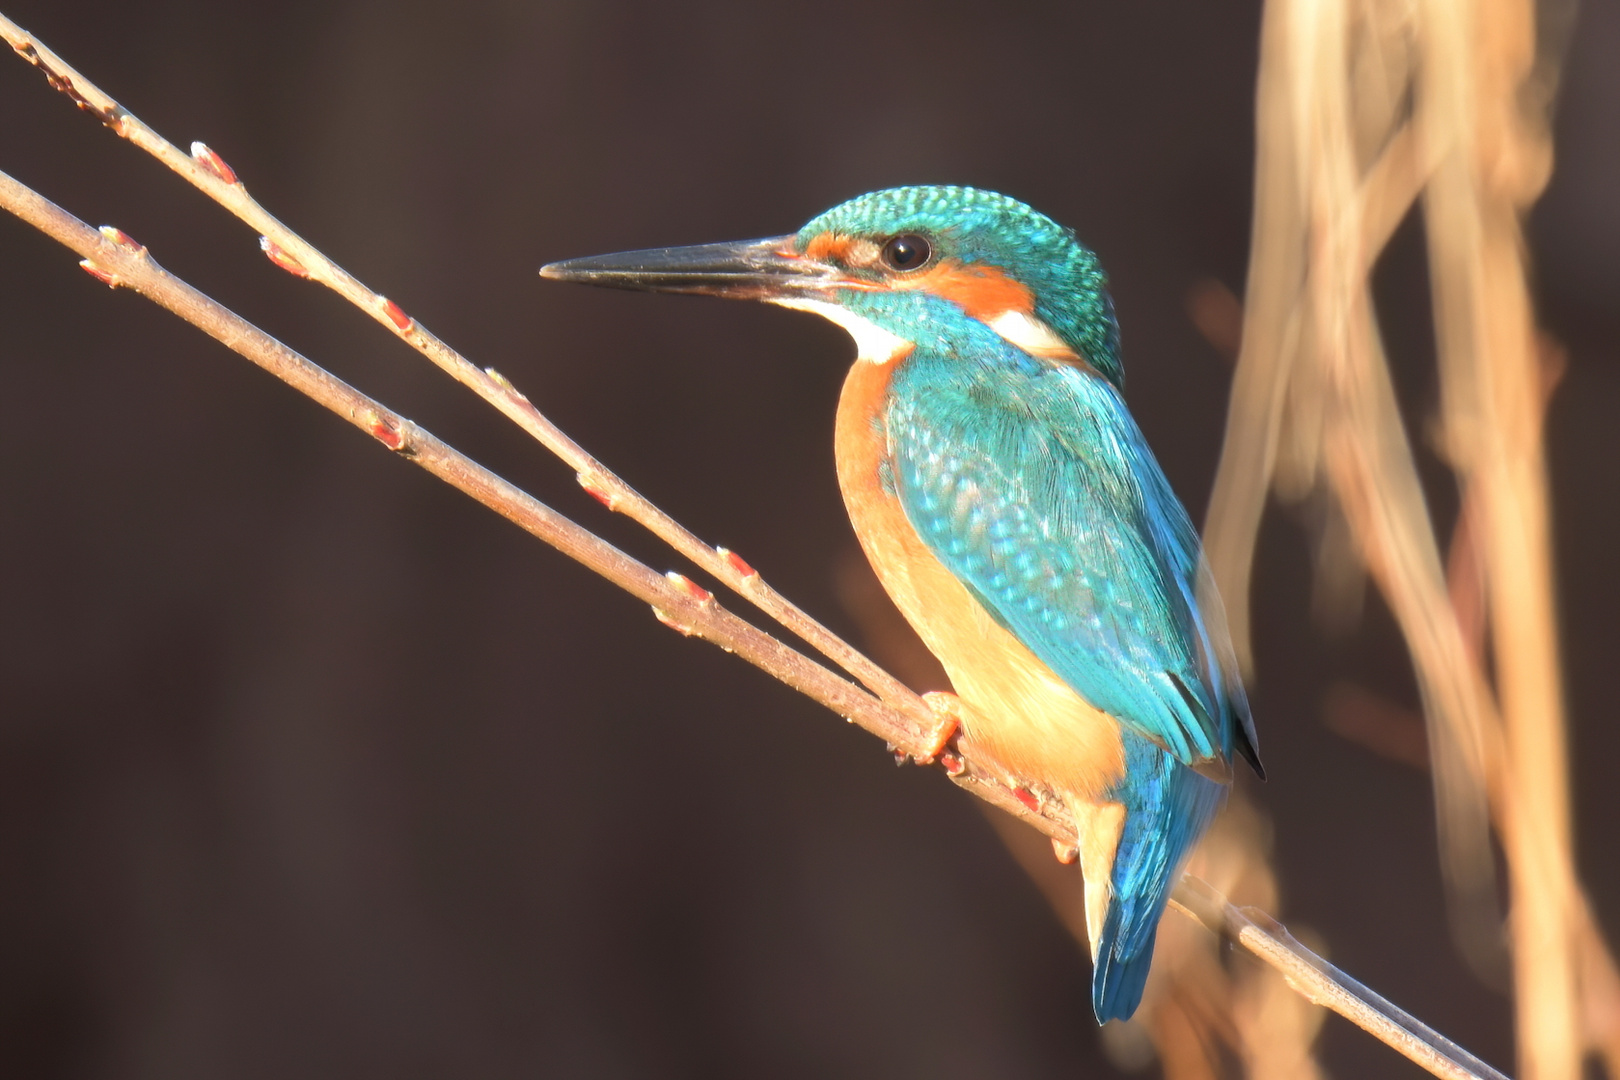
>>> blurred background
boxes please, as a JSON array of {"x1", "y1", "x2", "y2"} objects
[{"x1": 0, "y1": 0, "x2": 1615, "y2": 1076}]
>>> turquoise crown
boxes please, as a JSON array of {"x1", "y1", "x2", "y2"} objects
[{"x1": 798, "y1": 186, "x2": 1123, "y2": 386}]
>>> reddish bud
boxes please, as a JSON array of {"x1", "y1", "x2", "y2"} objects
[
  {"x1": 14, "y1": 45, "x2": 119, "y2": 125},
  {"x1": 938, "y1": 751, "x2": 965, "y2": 776},
  {"x1": 189, "y1": 142, "x2": 238, "y2": 185},
  {"x1": 665, "y1": 572, "x2": 712, "y2": 604},
  {"x1": 1050, "y1": 838, "x2": 1078, "y2": 864},
  {"x1": 366, "y1": 412, "x2": 405, "y2": 450},
  {"x1": 79, "y1": 259, "x2": 118, "y2": 287},
  {"x1": 1012, "y1": 787, "x2": 1040, "y2": 813},
  {"x1": 651, "y1": 607, "x2": 695, "y2": 636},
  {"x1": 260, "y1": 237, "x2": 309, "y2": 277},
  {"x1": 577, "y1": 474, "x2": 619, "y2": 510},
  {"x1": 47, "y1": 72, "x2": 84, "y2": 108},
  {"x1": 718, "y1": 548, "x2": 757, "y2": 579},
  {"x1": 380, "y1": 297, "x2": 413, "y2": 331},
  {"x1": 485, "y1": 368, "x2": 540, "y2": 416},
  {"x1": 98, "y1": 225, "x2": 144, "y2": 253}
]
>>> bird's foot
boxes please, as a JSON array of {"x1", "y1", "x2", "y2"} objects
[{"x1": 916, "y1": 691, "x2": 964, "y2": 766}]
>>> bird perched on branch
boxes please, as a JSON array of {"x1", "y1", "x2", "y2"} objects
[{"x1": 542, "y1": 185, "x2": 1263, "y2": 1022}]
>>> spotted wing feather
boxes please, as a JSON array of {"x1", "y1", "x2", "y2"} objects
[{"x1": 885, "y1": 348, "x2": 1258, "y2": 772}]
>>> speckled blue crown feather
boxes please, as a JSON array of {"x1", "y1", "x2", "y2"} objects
[{"x1": 798, "y1": 186, "x2": 1124, "y2": 386}]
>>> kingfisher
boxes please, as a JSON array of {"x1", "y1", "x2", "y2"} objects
[{"x1": 541, "y1": 186, "x2": 1263, "y2": 1022}]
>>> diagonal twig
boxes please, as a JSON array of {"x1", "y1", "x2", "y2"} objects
[
  {"x1": 0, "y1": 10, "x2": 922, "y2": 725},
  {"x1": 0, "y1": 162, "x2": 1057, "y2": 876},
  {"x1": 1172, "y1": 877, "x2": 1510, "y2": 1080}
]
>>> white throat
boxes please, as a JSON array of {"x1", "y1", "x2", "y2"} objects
[{"x1": 770, "y1": 297, "x2": 912, "y2": 364}]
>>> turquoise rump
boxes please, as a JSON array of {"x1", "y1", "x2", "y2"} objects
[{"x1": 542, "y1": 185, "x2": 1263, "y2": 1023}]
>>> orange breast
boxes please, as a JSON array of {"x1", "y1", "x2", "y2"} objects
[{"x1": 833, "y1": 356, "x2": 1126, "y2": 800}]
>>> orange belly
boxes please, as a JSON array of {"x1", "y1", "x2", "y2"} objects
[{"x1": 833, "y1": 355, "x2": 1126, "y2": 801}]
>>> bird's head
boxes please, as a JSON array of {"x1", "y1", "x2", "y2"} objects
[{"x1": 542, "y1": 185, "x2": 1123, "y2": 386}]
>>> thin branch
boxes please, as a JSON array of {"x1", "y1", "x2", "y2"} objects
[
  {"x1": 0, "y1": 13, "x2": 923, "y2": 727},
  {"x1": 0, "y1": 163, "x2": 1061, "y2": 865},
  {"x1": 1172, "y1": 877, "x2": 1510, "y2": 1080},
  {"x1": 0, "y1": 160, "x2": 1511, "y2": 1080}
]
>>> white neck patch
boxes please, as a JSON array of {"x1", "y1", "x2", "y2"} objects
[
  {"x1": 771, "y1": 297, "x2": 912, "y2": 364},
  {"x1": 984, "y1": 310, "x2": 1077, "y2": 360}
]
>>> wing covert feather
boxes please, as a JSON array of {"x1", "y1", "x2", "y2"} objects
[{"x1": 885, "y1": 355, "x2": 1246, "y2": 768}]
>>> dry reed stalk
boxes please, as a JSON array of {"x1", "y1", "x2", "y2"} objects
[
  {"x1": 1206, "y1": 0, "x2": 1612, "y2": 1075},
  {"x1": 1304, "y1": 0, "x2": 1506, "y2": 979},
  {"x1": 0, "y1": 12, "x2": 1525, "y2": 1077},
  {"x1": 1211, "y1": 0, "x2": 1508, "y2": 989},
  {"x1": 1201, "y1": 0, "x2": 1304, "y2": 672},
  {"x1": 1417, "y1": 1, "x2": 1578, "y2": 1072}
]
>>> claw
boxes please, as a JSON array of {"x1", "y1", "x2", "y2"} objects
[{"x1": 916, "y1": 690, "x2": 963, "y2": 765}]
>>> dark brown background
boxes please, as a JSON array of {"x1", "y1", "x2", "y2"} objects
[{"x1": 2, "y1": 1, "x2": 1616, "y2": 1077}]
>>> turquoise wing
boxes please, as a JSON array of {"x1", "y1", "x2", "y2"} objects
[{"x1": 884, "y1": 347, "x2": 1260, "y2": 773}]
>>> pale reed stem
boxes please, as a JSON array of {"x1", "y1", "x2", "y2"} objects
[{"x1": 1416, "y1": 0, "x2": 1579, "y2": 1073}]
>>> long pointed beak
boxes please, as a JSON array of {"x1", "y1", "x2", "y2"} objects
[{"x1": 540, "y1": 235, "x2": 839, "y2": 299}]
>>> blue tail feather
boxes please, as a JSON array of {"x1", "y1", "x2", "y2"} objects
[
  {"x1": 1090, "y1": 734, "x2": 1226, "y2": 1023},
  {"x1": 1092, "y1": 918, "x2": 1156, "y2": 1022}
]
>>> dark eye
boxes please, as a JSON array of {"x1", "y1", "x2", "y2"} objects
[{"x1": 880, "y1": 234, "x2": 932, "y2": 272}]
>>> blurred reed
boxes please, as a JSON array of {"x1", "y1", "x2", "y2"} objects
[{"x1": 1205, "y1": 0, "x2": 1617, "y2": 1077}]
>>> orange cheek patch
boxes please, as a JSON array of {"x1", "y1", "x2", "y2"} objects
[{"x1": 891, "y1": 259, "x2": 1036, "y2": 321}]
